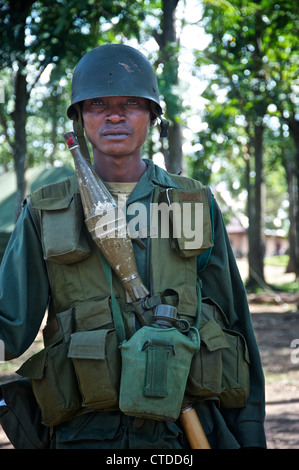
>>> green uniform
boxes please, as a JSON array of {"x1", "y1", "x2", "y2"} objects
[{"x1": 0, "y1": 160, "x2": 266, "y2": 449}]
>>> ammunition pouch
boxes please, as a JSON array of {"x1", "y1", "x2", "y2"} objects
[
  {"x1": 32, "y1": 193, "x2": 91, "y2": 265},
  {"x1": 185, "y1": 299, "x2": 250, "y2": 408},
  {"x1": 68, "y1": 328, "x2": 120, "y2": 410},
  {"x1": 157, "y1": 186, "x2": 214, "y2": 258},
  {"x1": 17, "y1": 299, "x2": 121, "y2": 427},
  {"x1": 16, "y1": 309, "x2": 82, "y2": 427}
]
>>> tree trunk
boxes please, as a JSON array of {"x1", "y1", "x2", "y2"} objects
[
  {"x1": 49, "y1": 117, "x2": 57, "y2": 166},
  {"x1": 284, "y1": 158, "x2": 297, "y2": 273},
  {"x1": 287, "y1": 118, "x2": 299, "y2": 278},
  {"x1": 247, "y1": 124, "x2": 266, "y2": 288},
  {"x1": 244, "y1": 150, "x2": 252, "y2": 281},
  {"x1": 164, "y1": 121, "x2": 183, "y2": 174},
  {"x1": 12, "y1": 68, "x2": 28, "y2": 221},
  {"x1": 9, "y1": 0, "x2": 34, "y2": 220},
  {"x1": 157, "y1": 0, "x2": 183, "y2": 174}
]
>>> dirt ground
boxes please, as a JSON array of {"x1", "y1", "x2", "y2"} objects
[
  {"x1": 238, "y1": 260, "x2": 299, "y2": 449},
  {"x1": 0, "y1": 261, "x2": 298, "y2": 450},
  {"x1": 251, "y1": 303, "x2": 299, "y2": 449}
]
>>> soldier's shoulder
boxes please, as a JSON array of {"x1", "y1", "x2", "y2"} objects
[{"x1": 169, "y1": 172, "x2": 207, "y2": 190}]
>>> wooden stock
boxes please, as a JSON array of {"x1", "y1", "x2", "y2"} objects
[{"x1": 180, "y1": 405, "x2": 211, "y2": 449}]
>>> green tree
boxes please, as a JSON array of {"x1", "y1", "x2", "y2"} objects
[
  {"x1": 0, "y1": 0, "x2": 154, "y2": 219},
  {"x1": 267, "y1": 5, "x2": 299, "y2": 277},
  {"x1": 154, "y1": 0, "x2": 183, "y2": 174},
  {"x1": 195, "y1": 0, "x2": 299, "y2": 286}
]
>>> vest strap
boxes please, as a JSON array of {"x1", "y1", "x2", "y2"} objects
[
  {"x1": 99, "y1": 252, "x2": 126, "y2": 343},
  {"x1": 125, "y1": 294, "x2": 162, "y2": 326}
]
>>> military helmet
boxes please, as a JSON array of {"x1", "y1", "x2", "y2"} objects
[{"x1": 67, "y1": 43, "x2": 163, "y2": 120}]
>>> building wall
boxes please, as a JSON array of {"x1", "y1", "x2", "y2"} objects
[{"x1": 228, "y1": 232, "x2": 289, "y2": 259}]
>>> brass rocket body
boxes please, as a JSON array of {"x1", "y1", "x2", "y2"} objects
[{"x1": 64, "y1": 132, "x2": 149, "y2": 303}]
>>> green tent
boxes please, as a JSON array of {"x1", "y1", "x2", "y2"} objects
[{"x1": 0, "y1": 165, "x2": 74, "y2": 262}]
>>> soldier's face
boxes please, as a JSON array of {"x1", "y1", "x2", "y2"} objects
[{"x1": 82, "y1": 96, "x2": 155, "y2": 161}]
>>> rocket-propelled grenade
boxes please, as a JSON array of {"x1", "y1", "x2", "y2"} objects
[{"x1": 64, "y1": 131, "x2": 149, "y2": 303}]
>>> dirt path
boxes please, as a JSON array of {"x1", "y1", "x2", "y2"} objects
[{"x1": 250, "y1": 303, "x2": 299, "y2": 449}]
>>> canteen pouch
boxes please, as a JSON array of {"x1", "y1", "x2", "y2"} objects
[
  {"x1": 119, "y1": 325, "x2": 200, "y2": 421},
  {"x1": 157, "y1": 187, "x2": 213, "y2": 258},
  {"x1": 185, "y1": 300, "x2": 250, "y2": 408},
  {"x1": 68, "y1": 329, "x2": 120, "y2": 410}
]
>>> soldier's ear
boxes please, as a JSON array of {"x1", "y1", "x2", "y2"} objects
[{"x1": 150, "y1": 113, "x2": 157, "y2": 127}]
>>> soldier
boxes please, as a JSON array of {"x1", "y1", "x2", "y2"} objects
[{"x1": 0, "y1": 44, "x2": 266, "y2": 449}]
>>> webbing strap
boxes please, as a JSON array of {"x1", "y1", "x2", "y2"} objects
[
  {"x1": 197, "y1": 187, "x2": 214, "y2": 272},
  {"x1": 101, "y1": 246, "x2": 201, "y2": 337},
  {"x1": 125, "y1": 294, "x2": 161, "y2": 326},
  {"x1": 99, "y1": 252, "x2": 126, "y2": 343},
  {"x1": 195, "y1": 279, "x2": 202, "y2": 330}
]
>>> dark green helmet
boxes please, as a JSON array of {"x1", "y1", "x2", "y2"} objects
[{"x1": 67, "y1": 43, "x2": 163, "y2": 120}]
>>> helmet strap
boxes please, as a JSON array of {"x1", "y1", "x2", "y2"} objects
[
  {"x1": 73, "y1": 105, "x2": 92, "y2": 164},
  {"x1": 159, "y1": 118, "x2": 169, "y2": 138}
]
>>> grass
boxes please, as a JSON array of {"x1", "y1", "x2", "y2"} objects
[
  {"x1": 264, "y1": 255, "x2": 289, "y2": 268},
  {"x1": 242, "y1": 254, "x2": 299, "y2": 293},
  {"x1": 264, "y1": 255, "x2": 299, "y2": 292},
  {"x1": 270, "y1": 280, "x2": 299, "y2": 293}
]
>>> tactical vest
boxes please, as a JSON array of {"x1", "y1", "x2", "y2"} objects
[
  {"x1": 27, "y1": 173, "x2": 213, "y2": 329},
  {"x1": 18, "y1": 173, "x2": 250, "y2": 427}
]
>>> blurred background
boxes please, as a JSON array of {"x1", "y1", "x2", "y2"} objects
[{"x1": 0, "y1": 0, "x2": 298, "y2": 449}]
